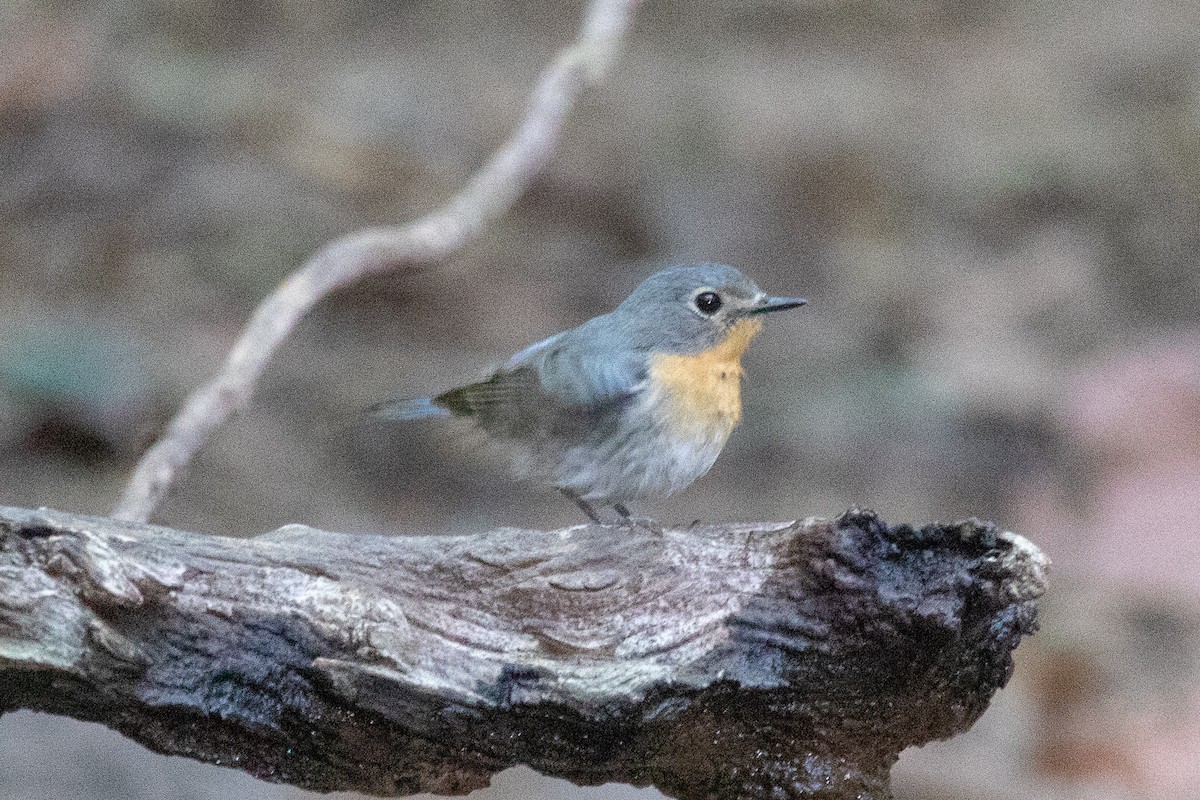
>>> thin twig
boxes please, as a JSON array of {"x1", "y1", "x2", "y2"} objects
[{"x1": 112, "y1": 0, "x2": 640, "y2": 523}]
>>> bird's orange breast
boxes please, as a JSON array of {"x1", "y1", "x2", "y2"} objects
[{"x1": 648, "y1": 317, "x2": 763, "y2": 438}]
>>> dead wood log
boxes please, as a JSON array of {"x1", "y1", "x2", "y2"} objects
[{"x1": 0, "y1": 505, "x2": 1046, "y2": 799}]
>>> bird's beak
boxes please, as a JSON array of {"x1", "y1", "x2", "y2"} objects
[{"x1": 749, "y1": 296, "x2": 807, "y2": 315}]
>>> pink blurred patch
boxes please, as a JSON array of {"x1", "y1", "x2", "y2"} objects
[
  {"x1": 1018, "y1": 336, "x2": 1200, "y2": 604},
  {"x1": 1126, "y1": 690, "x2": 1200, "y2": 795}
]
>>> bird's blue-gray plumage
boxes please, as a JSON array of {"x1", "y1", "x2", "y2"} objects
[{"x1": 373, "y1": 264, "x2": 804, "y2": 510}]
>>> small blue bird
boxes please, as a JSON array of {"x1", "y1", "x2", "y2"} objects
[{"x1": 374, "y1": 264, "x2": 805, "y2": 524}]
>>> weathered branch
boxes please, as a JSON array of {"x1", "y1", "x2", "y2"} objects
[
  {"x1": 0, "y1": 505, "x2": 1046, "y2": 800},
  {"x1": 111, "y1": 0, "x2": 640, "y2": 524}
]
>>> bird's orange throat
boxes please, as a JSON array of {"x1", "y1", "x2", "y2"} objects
[{"x1": 648, "y1": 317, "x2": 763, "y2": 437}]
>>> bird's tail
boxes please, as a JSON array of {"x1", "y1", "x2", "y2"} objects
[{"x1": 369, "y1": 396, "x2": 451, "y2": 421}]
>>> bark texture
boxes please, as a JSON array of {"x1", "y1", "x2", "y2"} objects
[{"x1": 0, "y1": 505, "x2": 1047, "y2": 799}]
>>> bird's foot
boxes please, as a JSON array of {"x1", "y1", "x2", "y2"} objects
[
  {"x1": 613, "y1": 503, "x2": 663, "y2": 535},
  {"x1": 559, "y1": 491, "x2": 664, "y2": 533},
  {"x1": 629, "y1": 516, "x2": 664, "y2": 535}
]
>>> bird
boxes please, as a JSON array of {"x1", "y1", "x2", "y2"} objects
[{"x1": 373, "y1": 263, "x2": 806, "y2": 526}]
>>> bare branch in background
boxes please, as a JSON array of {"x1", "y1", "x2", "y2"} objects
[
  {"x1": 112, "y1": 0, "x2": 640, "y2": 523},
  {"x1": 0, "y1": 506, "x2": 1047, "y2": 800}
]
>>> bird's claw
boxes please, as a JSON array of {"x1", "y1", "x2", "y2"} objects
[{"x1": 619, "y1": 515, "x2": 663, "y2": 535}]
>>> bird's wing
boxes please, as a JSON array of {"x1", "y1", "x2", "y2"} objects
[{"x1": 433, "y1": 329, "x2": 645, "y2": 441}]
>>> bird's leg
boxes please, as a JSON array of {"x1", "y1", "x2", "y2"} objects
[
  {"x1": 560, "y1": 488, "x2": 604, "y2": 524},
  {"x1": 612, "y1": 503, "x2": 663, "y2": 535}
]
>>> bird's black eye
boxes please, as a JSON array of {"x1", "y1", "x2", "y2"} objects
[{"x1": 693, "y1": 291, "x2": 723, "y2": 315}]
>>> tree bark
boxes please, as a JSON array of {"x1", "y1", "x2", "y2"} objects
[{"x1": 0, "y1": 505, "x2": 1047, "y2": 799}]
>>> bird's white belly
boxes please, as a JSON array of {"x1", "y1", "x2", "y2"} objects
[{"x1": 555, "y1": 399, "x2": 733, "y2": 502}]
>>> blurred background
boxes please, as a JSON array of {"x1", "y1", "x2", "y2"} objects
[{"x1": 3, "y1": 0, "x2": 1199, "y2": 797}]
